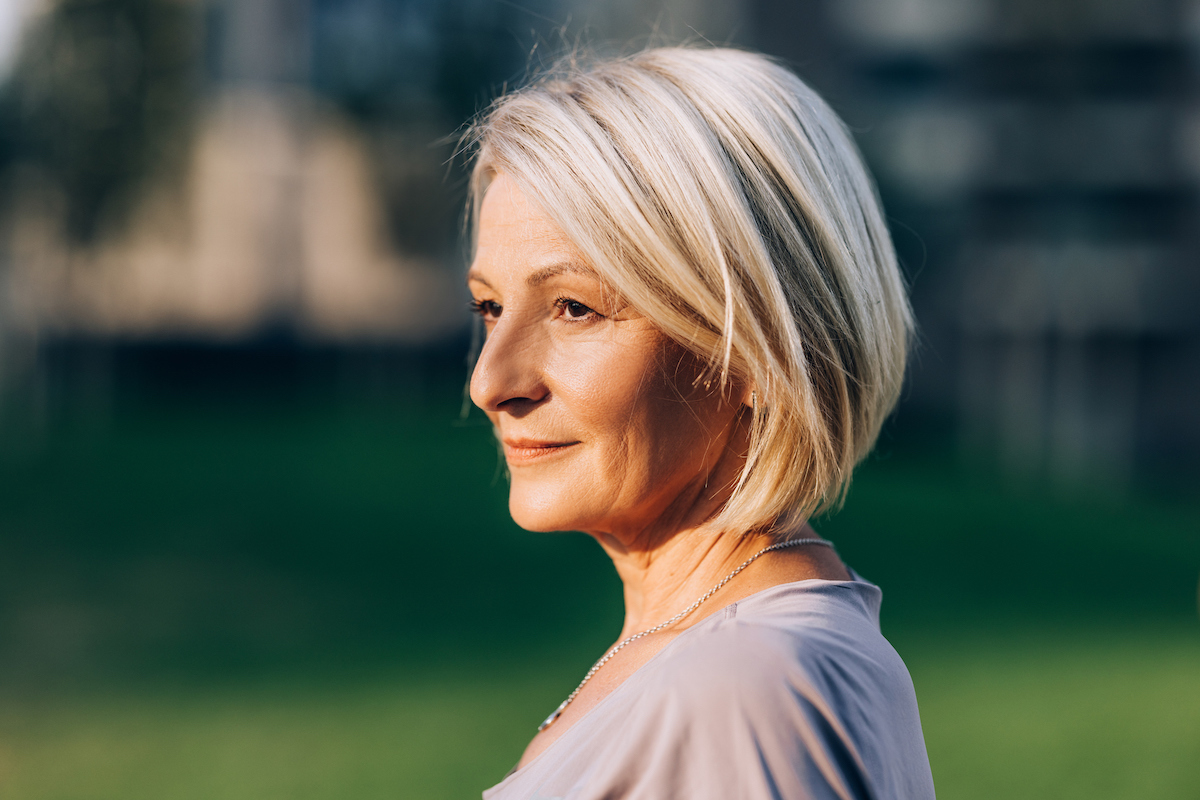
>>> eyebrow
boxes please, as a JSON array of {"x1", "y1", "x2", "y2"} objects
[
  {"x1": 466, "y1": 261, "x2": 600, "y2": 290},
  {"x1": 527, "y1": 262, "x2": 599, "y2": 286}
]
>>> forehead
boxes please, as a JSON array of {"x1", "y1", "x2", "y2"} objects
[{"x1": 474, "y1": 175, "x2": 578, "y2": 264}]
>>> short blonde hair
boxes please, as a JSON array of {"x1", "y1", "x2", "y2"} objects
[{"x1": 466, "y1": 46, "x2": 912, "y2": 535}]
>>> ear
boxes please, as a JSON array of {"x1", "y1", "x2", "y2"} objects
[{"x1": 740, "y1": 384, "x2": 756, "y2": 410}]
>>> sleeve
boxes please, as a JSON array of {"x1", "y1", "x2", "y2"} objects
[{"x1": 574, "y1": 623, "x2": 879, "y2": 800}]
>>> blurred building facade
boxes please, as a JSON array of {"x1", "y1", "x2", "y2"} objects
[
  {"x1": 0, "y1": 0, "x2": 744, "y2": 340},
  {"x1": 1, "y1": 0, "x2": 1197, "y2": 486},
  {"x1": 0, "y1": 0, "x2": 462, "y2": 345},
  {"x1": 753, "y1": 0, "x2": 1200, "y2": 487}
]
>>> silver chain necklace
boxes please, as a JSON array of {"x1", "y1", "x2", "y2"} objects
[{"x1": 537, "y1": 535, "x2": 834, "y2": 732}]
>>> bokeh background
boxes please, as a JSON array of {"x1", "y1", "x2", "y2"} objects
[{"x1": 0, "y1": 1, "x2": 1198, "y2": 798}]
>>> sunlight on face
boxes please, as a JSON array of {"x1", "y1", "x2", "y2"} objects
[{"x1": 467, "y1": 175, "x2": 747, "y2": 543}]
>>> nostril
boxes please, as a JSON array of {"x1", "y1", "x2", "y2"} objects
[
  {"x1": 493, "y1": 394, "x2": 547, "y2": 419},
  {"x1": 499, "y1": 393, "x2": 544, "y2": 409}
]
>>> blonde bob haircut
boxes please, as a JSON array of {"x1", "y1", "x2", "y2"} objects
[{"x1": 467, "y1": 46, "x2": 912, "y2": 535}]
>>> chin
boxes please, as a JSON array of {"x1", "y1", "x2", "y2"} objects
[{"x1": 508, "y1": 485, "x2": 589, "y2": 533}]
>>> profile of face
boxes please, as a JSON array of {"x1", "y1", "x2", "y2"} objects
[{"x1": 467, "y1": 176, "x2": 749, "y2": 543}]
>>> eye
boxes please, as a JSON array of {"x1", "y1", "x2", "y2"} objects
[
  {"x1": 556, "y1": 298, "x2": 598, "y2": 321},
  {"x1": 469, "y1": 298, "x2": 502, "y2": 321}
]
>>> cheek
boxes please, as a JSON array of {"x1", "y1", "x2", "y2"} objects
[
  {"x1": 641, "y1": 377, "x2": 731, "y2": 477},
  {"x1": 550, "y1": 337, "x2": 655, "y2": 427},
  {"x1": 637, "y1": 345, "x2": 743, "y2": 480},
  {"x1": 555, "y1": 336, "x2": 726, "y2": 476}
]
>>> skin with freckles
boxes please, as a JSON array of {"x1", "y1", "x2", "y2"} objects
[{"x1": 468, "y1": 175, "x2": 850, "y2": 767}]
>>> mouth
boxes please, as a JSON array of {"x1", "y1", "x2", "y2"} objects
[{"x1": 501, "y1": 438, "x2": 580, "y2": 464}]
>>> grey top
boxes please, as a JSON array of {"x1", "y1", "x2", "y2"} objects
[{"x1": 483, "y1": 575, "x2": 936, "y2": 800}]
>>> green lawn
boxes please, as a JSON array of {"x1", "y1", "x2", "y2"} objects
[
  {"x1": 1, "y1": 626, "x2": 1196, "y2": 800},
  {"x1": 1, "y1": 377, "x2": 1198, "y2": 799},
  {"x1": 908, "y1": 626, "x2": 1200, "y2": 800}
]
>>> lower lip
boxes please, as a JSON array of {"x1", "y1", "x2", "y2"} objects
[{"x1": 503, "y1": 442, "x2": 579, "y2": 464}]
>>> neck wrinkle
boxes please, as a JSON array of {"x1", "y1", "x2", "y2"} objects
[{"x1": 598, "y1": 526, "x2": 782, "y2": 638}]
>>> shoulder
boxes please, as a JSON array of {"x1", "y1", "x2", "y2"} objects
[
  {"x1": 611, "y1": 580, "x2": 933, "y2": 800},
  {"x1": 577, "y1": 617, "x2": 867, "y2": 799},
  {"x1": 509, "y1": 579, "x2": 935, "y2": 800},
  {"x1": 655, "y1": 579, "x2": 901, "y2": 708}
]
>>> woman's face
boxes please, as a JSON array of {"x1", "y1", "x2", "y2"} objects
[{"x1": 468, "y1": 175, "x2": 747, "y2": 542}]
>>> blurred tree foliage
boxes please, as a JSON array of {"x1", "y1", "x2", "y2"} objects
[
  {"x1": 310, "y1": 0, "x2": 560, "y2": 124},
  {"x1": 0, "y1": 0, "x2": 569, "y2": 255},
  {"x1": 0, "y1": 0, "x2": 201, "y2": 244},
  {"x1": 307, "y1": 0, "x2": 565, "y2": 260}
]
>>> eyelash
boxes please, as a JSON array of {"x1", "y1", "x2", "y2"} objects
[
  {"x1": 468, "y1": 297, "x2": 601, "y2": 322},
  {"x1": 468, "y1": 298, "x2": 500, "y2": 320},
  {"x1": 554, "y1": 297, "x2": 600, "y2": 321}
]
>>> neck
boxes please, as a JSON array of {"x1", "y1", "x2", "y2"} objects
[
  {"x1": 583, "y1": 411, "x2": 844, "y2": 638},
  {"x1": 593, "y1": 522, "x2": 821, "y2": 639}
]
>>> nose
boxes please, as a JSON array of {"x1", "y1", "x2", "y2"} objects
[{"x1": 469, "y1": 316, "x2": 550, "y2": 415}]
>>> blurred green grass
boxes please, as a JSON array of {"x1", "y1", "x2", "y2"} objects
[
  {"x1": 1, "y1": 629, "x2": 1196, "y2": 800},
  {"x1": 1, "y1": 368, "x2": 1198, "y2": 798},
  {"x1": 909, "y1": 626, "x2": 1200, "y2": 800}
]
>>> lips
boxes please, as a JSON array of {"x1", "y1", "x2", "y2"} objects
[{"x1": 501, "y1": 438, "x2": 580, "y2": 463}]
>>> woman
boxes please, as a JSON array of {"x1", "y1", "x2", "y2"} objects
[{"x1": 465, "y1": 47, "x2": 935, "y2": 800}]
